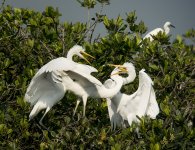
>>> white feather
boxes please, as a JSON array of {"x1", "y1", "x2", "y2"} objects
[
  {"x1": 24, "y1": 45, "x2": 99, "y2": 127},
  {"x1": 143, "y1": 21, "x2": 175, "y2": 41},
  {"x1": 104, "y1": 63, "x2": 159, "y2": 130}
]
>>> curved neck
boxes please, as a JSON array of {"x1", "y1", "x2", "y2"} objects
[
  {"x1": 164, "y1": 25, "x2": 170, "y2": 34},
  {"x1": 98, "y1": 75, "x2": 123, "y2": 98},
  {"x1": 66, "y1": 49, "x2": 75, "y2": 60},
  {"x1": 122, "y1": 71, "x2": 136, "y2": 85},
  {"x1": 123, "y1": 66, "x2": 136, "y2": 85}
]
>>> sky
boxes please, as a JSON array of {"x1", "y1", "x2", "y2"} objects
[{"x1": 4, "y1": 0, "x2": 195, "y2": 41}]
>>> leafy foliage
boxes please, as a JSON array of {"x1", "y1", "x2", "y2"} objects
[{"x1": 0, "y1": 2, "x2": 195, "y2": 149}]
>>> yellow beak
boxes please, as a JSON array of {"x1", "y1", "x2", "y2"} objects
[
  {"x1": 108, "y1": 64, "x2": 128, "y2": 76},
  {"x1": 80, "y1": 51, "x2": 95, "y2": 64}
]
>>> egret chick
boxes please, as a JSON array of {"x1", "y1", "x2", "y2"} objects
[{"x1": 104, "y1": 63, "x2": 159, "y2": 130}]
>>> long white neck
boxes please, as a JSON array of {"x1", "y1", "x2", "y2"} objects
[
  {"x1": 122, "y1": 70, "x2": 136, "y2": 85},
  {"x1": 164, "y1": 25, "x2": 170, "y2": 35},
  {"x1": 99, "y1": 75, "x2": 123, "y2": 98},
  {"x1": 96, "y1": 68, "x2": 124, "y2": 98},
  {"x1": 66, "y1": 49, "x2": 75, "y2": 60}
]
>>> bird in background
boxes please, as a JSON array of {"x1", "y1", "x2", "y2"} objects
[
  {"x1": 24, "y1": 45, "x2": 96, "y2": 128},
  {"x1": 143, "y1": 21, "x2": 175, "y2": 41},
  {"x1": 104, "y1": 63, "x2": 159, "y2": 130}
]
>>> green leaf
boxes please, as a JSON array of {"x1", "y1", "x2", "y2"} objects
[
  {"x1": 149, "y1": 63, "x2": 159, "y2": 71},
  {"x1": 160, "y1": 103, "x2": 170, "y2": 116},
  {"x1": 29, "y1": 18, "x2": 37, "y2": 26},
  {"x1": 7, "y1": 129, "x2": 13, "y2": 134},
  {"x1": 103, "y1": 16, "x2": 110, "y2": 27},
  {"x1": 0, "y1": 124, "x2": 6, "y2": 133},
  {"x1": 27, "y1": 39, "x2": 34, "y2": 48},
  {"x1": 14, "y1": 8, "x2": 22, "y2": 14},
  {"x1": 4, "y1": 58, "x2": 10, "y2": 68}
]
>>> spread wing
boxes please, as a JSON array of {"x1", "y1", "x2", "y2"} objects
[
  {"x1": 76, "y1": 63, "x2": 98, "y2": 74},
  {"x1": 25, "y1": 57, "x2": 79, "y2": 104},
  {"x1": 146, "y1": 87, "x2": 160, "y2": 119},
  {"x1": 65, "y1": 69, "x2": 102, "y2": 89},
  {"x1": 104, "y1": 79, "x2": 123, "y2": 130},
  {"x1": 25, "y1": 57, "x2": 101, "y2": 107},
  {"x1": 118, "y1": 69, "x2": 155, "y2": 121},
  {"x1": 106, "y1": 98, "x2": 123, "y2": 130},
  {"x1": 24, "y1": 71, "x2": 65, "y2": 106}
]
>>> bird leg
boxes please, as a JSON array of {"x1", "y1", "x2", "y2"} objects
[
  {"x1": 73, "y1": 98, "x2": 81, "y2": 116},
  {"x1": 135, "y1": 127, "x2": 141, "y2": 139},
  {"x1": 82, "y1": 95, "x2": 88, "y2": 117},
  {"x1": 39, "y1": 107, "x2": 50, "y2": 130}
]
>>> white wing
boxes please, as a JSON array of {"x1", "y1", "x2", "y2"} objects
[
  {"x1": 106, "y1": 98, "x2": 123, "y2": 130},
  {"x1": 44, "y1": 57, "x2": 76, "y2": 72},
  {"x1": 143, "y1": 28, "x2": 163, "y2": 40},
  {"x1": 26, "y1": 57, "x2": 75, "y2": 92},
  {"x1": 25, "y1": 57, "x2": 92, "y2": 104},
  {"x1": 146, "y1": 87, "x2": 160, "y2": 119},
  {"x1": 24, "y1": 71, "x2": 65, "y2": 106},
  {"x1": 104, "y1": 79, "x2": 123, "y2": 129},
  {"x1": 76, "y1": 63, "x2": 98, "y2": 74},
  {"x1": 47, "y1": 57, "x2": 102, "y2": 86},
  {"x1": 118, "y1": 69, "x2": 154, "y2": 123},
  {"x1": 65, "y1": 69, "x2": 102, "y2": 88}
]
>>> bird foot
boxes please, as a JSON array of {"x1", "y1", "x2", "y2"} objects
[{"x1": 39, "y1": 121, "x2": 50, "y2": 131}]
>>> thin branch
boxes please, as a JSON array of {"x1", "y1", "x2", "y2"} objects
[
  {"x1": 0, "y1": 0, "x2": 5, "y2": 11},
  {"x1": 40, "y1": 40, "x2": 56, "y2": 59},
  {"x1": 62, "y1": 28, "x2": 65, "y2": 56}
]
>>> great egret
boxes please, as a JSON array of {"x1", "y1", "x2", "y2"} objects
[
  {"x1": 24, "y1": 45, "x2": 96, "y2": 127},
  {"x1": 143, "y1": 21, "x2": 175, "y2": 41},
  {"x1": 104, "y1": 63, "x2": 159, "y2": 130},
  {"x1": 62, "y1": 63, "x2": 128, "y2": 117}
]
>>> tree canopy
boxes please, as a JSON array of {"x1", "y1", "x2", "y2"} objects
[{"x1": 0, "y1": 1, "x2": 195, "y2": 149}]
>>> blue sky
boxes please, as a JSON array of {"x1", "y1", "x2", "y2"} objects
[{"x1": 4, "y1": 0, "x2": 195, "y2": 40}]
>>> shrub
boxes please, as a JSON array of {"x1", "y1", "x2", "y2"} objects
[{"x1": 0, "y1": 2, "x2": 195, "y2": 149}]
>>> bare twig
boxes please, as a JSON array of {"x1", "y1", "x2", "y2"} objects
[
  {"x1": 40, "y1": 40, "x2": 56, "y2": 59},
  {"x1": 0, "y1": 0, "x2": 5, "y2": 11},
  {"x1": 62, "y1": 28, "x2": 66, "y2": 56}
]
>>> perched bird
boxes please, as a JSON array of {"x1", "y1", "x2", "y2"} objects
[
  {"x1": 143, "y1": 21, "x2": 175, "y2": 41},
  {"x1": 24, "y1": 45, "x2": 95, "y2": 128},
  {"x1": 63, "y1": 63, "x2": 128, "y2": 117},
  {"x1": 104, "y1": 63, "x2": 159, "y2": 130}
]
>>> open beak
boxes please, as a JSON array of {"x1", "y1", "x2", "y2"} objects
[
  {"x1": 111, "y1": 69, "x2": 128, "y2": 76},
  {"x1": 108, "y1": 64, "x2": 128, "y2": 76},
  {"x1": 108, "y1": 64, "x2": 122, "y2": 67},
  {"x1": 80, "y1": 51, "x2": 95, "y2": 64}
]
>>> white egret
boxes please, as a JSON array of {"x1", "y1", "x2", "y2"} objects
[
  {"x1": 24, "y1": 45, "x2": 96, "y2": 127},
  {"x1": 62, "y1": 64, "x2": 128, "y2": 117},
  {"x1": 104, "y1": 63, "x2": 159, "y2": 130},
  {"x1": 143, "y1": 21, "x2": 175, "y2": 41}
]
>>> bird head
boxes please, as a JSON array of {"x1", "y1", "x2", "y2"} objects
[
  {"x1": 123, "y1": 62, "x2": 135, "y2": 72},
  {"x1": 165, "y1": 21, "x2": 175, "y2": 28},
  {"x1": 108, "y1": 64, "x2": 128, "y2": 76},
  {"x1": 79, "y1": 50, "x2": 95, "y2": 64},
  {"x1": 70, "y1": 45, "x2": 95, "y2": 64}
]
